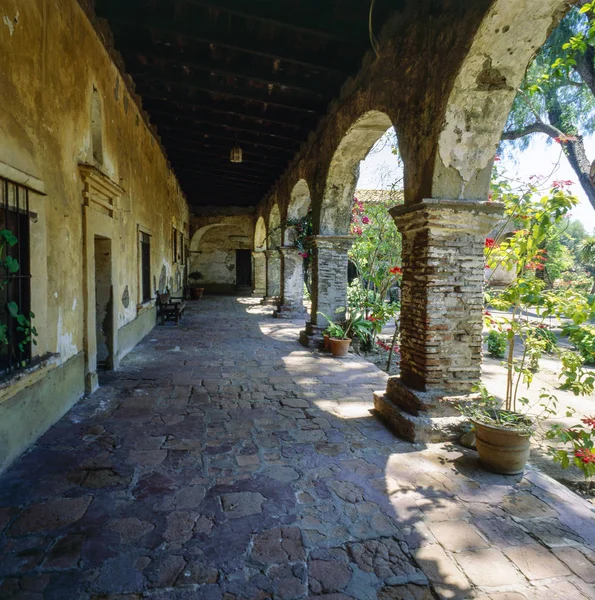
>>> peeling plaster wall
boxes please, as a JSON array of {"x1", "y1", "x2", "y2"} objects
[
  {"x1": 0, "y1": 0, "x2": 189, "y2": 470},
  {"x1": 435, "y1": 0, "x2": 571, "y2": 198}
]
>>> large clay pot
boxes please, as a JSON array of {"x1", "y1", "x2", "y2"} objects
[
  {"x1": 329, "y1": 337, "x2": 351, "y2": 357},
  {"x1": 472, "y1": 417, "x2": 532, "y2": 475},
  {"x1": 323, "y1": 334, "x2": 330, "y2": 350},
  {"x1": 190, "y1": 287, "x2": 204, "y2": 300}
]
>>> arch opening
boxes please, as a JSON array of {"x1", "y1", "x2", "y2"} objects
[{"x1": 320, "y1": 111, "x2": 396, "y2": 235}]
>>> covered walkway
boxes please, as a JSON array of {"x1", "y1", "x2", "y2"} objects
[{"x1": 0, "y1": 298, "x2": 594, "y2": 599}]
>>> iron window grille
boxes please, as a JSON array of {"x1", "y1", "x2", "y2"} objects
[{"x1": 0, "y1": 178, "x2": 32, "y2": 378}]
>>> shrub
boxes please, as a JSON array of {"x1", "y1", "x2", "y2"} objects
[
  {"x1": 487, "y1": 330, "x2": 507, "y2": 358},
  {"x1": 564, "y1": 324, "x2": 595, "y2": 364},
  {"x1": 532, "y1": 325, "x2": 558, "y2": 353}
]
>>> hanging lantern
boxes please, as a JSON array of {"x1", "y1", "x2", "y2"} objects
[{"x1": 230, "y1": 145, "x2": 243, "y2": 163}]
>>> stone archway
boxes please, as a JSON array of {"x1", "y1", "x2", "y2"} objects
[
  {"x1": 276, "y1": 180, "x2": 311, "y2": 318},
  {"x1": 303, "y1": 111, "x2": 397, "y2": 344},
  {"x1": 319, "y1": 111, "x2": 395, "y2": 236},
  {"x1": 252, "y1": 216, "x2": 267, "y2": 297},
  {"x1": 263, "y1": 204, "x2": 282, "y2": 303}
]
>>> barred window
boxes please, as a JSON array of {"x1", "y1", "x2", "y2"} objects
[{"x1": 0, "y1": 178, "x2": 32, "y2": 377}]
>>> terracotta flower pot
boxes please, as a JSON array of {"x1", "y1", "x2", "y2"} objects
[
  {"x1": 329, "y1": 337, "x2": 351, "y2": 357},
  {"x1": 190, "y1": 287, "x2": 204, "y2": 300},
  {"x1": 323, "y1": 334, "x2": 330, "y2": 350},
  {"x1": 472, "y1": 418, "x2": 532, "y2": 475}
]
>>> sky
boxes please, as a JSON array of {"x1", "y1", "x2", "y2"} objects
[{"x1": 357, "y1": 130, "x2": 595, "y2": 235}]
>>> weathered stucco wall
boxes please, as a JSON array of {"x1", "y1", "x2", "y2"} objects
[
  {"x1": 189, "y1": 213, "x2": 254, "y2": 292},
  {"x1": 0, "y1": 0, "x2": 189, "y2": 472}
]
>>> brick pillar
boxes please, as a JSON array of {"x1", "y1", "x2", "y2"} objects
[
  {"x1": 262, "y1": 249, "x2": 281, "y2": 305},
  {"x1": 374, "y1": 199, "x2": 503, "y2": 442},
  {"x1": 274, "y1": 246, "x2": 307, "y2": 318},
  {"x1": 252, "y1": 251, "x2": 266, "y2": 297},
  {"x1": 299, "y1": 235, "x2": 353, "y2": 346}
]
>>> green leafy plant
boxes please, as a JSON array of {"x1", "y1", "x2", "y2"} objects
[
  {"x1": 547, "y1": 414, "x2": 595, "y2": 480},
  {"x1": 0, "y1": 228, "x2": 38, "y2": 361},
  {"x1": 319, "y1": 308, "x2": 373, "y2": 342},
  {"x1": 458, "y1": 384, "x2": 556, "y2": 437},
  {"x1": 563, "y1": 323, "x2": 595, "y2": 364},
  {"x1": 486, "y1": 329, "x2": 507, "y2": 359}
]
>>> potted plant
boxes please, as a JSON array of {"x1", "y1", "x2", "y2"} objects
[
  {"x1": 460, "y1": 168, "x2": 594, "y2": 475},
  {"x1": 320, "y1": 309, "x2": 373, "y2": 357},
  {"x1": 188, "y1": 271, "x2": 204, "y2": 300},
  {"x1": 459, "y1": 386, "x2": 548, "y2": 475}
]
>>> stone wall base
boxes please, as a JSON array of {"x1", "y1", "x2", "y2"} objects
[
  {"x1": 261, "y1": 296, "x2": 279, "y2": 306},
  {"x1": 273, "y1": 304, "x2": 308, "y2": 319},
  {"x1": 373, "y1": 376, "x2": 477, "y2": 443},
  {"x1": 299, "y1": 322, "x2": 324, "y2": 348},
  {"x1": 0, "y1": 352, "x2": 85, "y2": 474}
]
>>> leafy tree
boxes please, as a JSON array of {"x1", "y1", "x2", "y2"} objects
[
  {"x1": 502, "y1": 1, "x2": 595, "y2": 211},
  {"x1": 580, "y1": 235, "x2": 595, "y2": 292}
]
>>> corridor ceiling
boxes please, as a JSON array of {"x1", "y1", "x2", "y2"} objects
[{"x1": 93, "y1": 0, "x2": 395, "y2": 208}]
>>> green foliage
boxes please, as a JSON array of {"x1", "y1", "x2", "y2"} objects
[
  {"x1": 559, "y1": 350, "x2": 595, "y2": 395},
  {"x1": 348, "y1": 196, "x2": 402, "y2": 346},
  {"x1": 319, "y1": 308, "x2": 373, "y2": 342},
  {"x1": 485, "y1": 167, "x2": 593, "y2": 416},
  {"x1": 531, "y1": 325, "x2": 558, "y2": 353},
  {"x1": 458, "y1": 385, "x2": 554, "y2": 437},
  {"x1": 0, "y1": 228, "x2": 37, "y2": 356},
  {"x1": 487, "y1": 329, "x2": 507, "y2": 359},
  {"x1": 564, "y1": 323, "x2": 595, "y2": 364},
  {"x1": 547, "y1": 413, "x2": 595, "y2": 480}
]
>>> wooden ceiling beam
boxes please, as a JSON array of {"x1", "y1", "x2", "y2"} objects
[
  {"x1": 166, "y1": 149, "x2": 285, "y2": 172},
  {"x1": 137, "y1": 88, "x2": 317, "y2": 128},
  {"x1": 98, "y1": 7, "x2": 351, "y2": 73},
  {"x1": 130, "y1": 67, "x2": 320, "y2": 114},
  {"x1": 161, "y1": 138, "x2": 291, "y2": 164},
  {"x1": 141, "y1": 95, "x2": 313, "y2": 131},
  {"x1": 147, "y1": 108, "x2": 305, "y2": 142},
  {"x1": 121, "y1": 49, "x2": 334, "y2": 97},
  {"x1": 155, "y1": 123, "x2": 299, "y2": 152},
  {"x1": 179, "y1": 0, "x2": 364, "y2": 42}
]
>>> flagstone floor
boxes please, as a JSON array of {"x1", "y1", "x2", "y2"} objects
[{"x1": 0, "y1": 297, "x2": 594, "y2": 600}]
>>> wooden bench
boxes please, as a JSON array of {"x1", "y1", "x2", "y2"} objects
[{"x1": 156, "y1": 290, "x2": 186, "y2": 325}]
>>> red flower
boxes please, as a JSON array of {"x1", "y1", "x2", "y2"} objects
[
  {"x1": 574, "y1": 449, "x2": 595, "y2": 464},
  {"x1": 485, "y1": 238, "x2": 495, "y2": 248},
  {"x1": 581, "y1": 417, "x2": 595, "y2": 429},
  {"x1": 389, "y1": 266, "x2": 402, "y2": 275},
  {"x1": 552, "y1": 180, "x2": 574, "y2": 189},
  {"x1": 362, "y1": 216, "x2": 370, "y2": 225},
  {"x1": 299, "y1": 252, "x2": 309, "y2": 259},
  {"x1": 494, "y1": 155, "x2": 501, "y2": 162}
]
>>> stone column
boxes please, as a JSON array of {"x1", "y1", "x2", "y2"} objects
[
  {"x1": 374, "y1": 199, "x2": 503, "y2": 442},
  {"x1": 274, "y1": 246, "x2": 307, "y2": 318},
  {"x1": 252, "y1": 251, "x2": 266, "y2": 297},
  {"x1": 262, "y1": 249, "x2": 281, "y2": 305},
  {"x1": 299, "y1": 235, "x2": 353, "y2": 346}
]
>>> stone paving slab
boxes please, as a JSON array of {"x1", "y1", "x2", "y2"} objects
[{"x1": 0, "y1": 297, "x2": 594, "y2": 599}]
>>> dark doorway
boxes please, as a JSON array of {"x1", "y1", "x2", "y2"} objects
[
  {"x1": 94, "y1": 236, "x2": 113, "y2": 370},
  {"x1": 235, "y1": 249, "x2": 252, "y2": 288}
]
